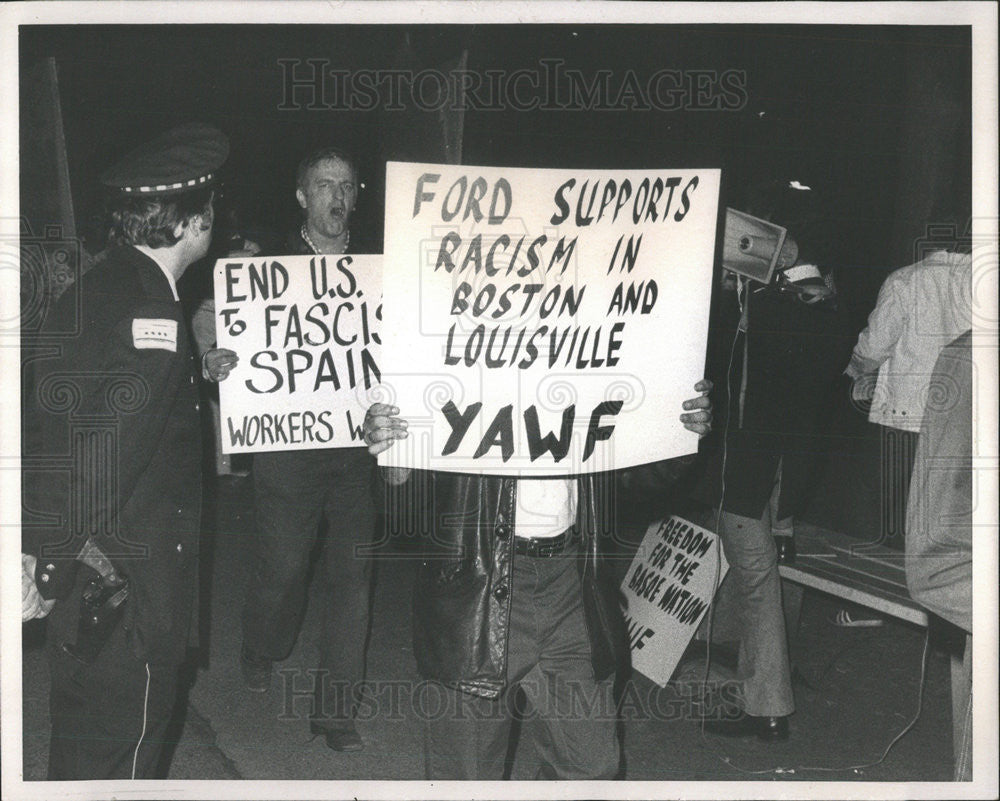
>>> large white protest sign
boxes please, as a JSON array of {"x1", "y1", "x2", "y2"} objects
[
  {"x1": 214, "y1": 254, "x2": 382, "y2": 453},
  {"x1": 621, "y1": 516, "x2": 729, "y2": 688},
  {"x1": 379, "y1": 162, "x2": 720, "y2": 475}
]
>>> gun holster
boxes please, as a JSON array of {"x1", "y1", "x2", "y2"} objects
[{"x1": 61, "y1": 561, "x2": 129, "y2": 665}]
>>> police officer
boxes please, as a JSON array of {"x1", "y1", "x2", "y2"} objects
[{"x1": 21, "y1": 122, "x2": 228, "y2": 779}]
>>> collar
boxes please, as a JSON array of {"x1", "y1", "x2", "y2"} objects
[
  {"x1": 134, "y1": 245, "x2": 180, "y2": 300},
  {"x1": 300, "y1": 224, "x2": 349, "y2": 256}
]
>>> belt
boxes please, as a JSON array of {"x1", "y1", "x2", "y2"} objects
[{"x1": 513, "y1": 528, "x2": 575, "y2": 558}]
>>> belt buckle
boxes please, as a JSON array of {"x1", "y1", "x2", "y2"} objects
[
  {"x1": 516, "y1": 530, "x2": 568, "y2": 558},
  {"x1": 536, "y1": 534, "x2": 563, "y2": 558}
]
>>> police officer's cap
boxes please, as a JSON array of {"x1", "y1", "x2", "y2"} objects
[{"x1": 101, "y1": 123, "x2": 229, "y2": 197}]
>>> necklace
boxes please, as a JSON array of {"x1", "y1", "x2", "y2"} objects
[{"x1": 301, "y1": 224, "x2": 349, "y2": 255}]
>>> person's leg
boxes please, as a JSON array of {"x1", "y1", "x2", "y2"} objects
[
  {"x1": 314, "y1": 448, "x2": 377, "y2": 725},
  {"x1": 880, "y1": 427, "x2": 918, "y2": 549},
  {"x1": 47, "y1": 622, "x2": 179, "y2": 779},
  {"x1": 516, "y1": 549, "x2": 619, "y2": 780},
  {"x1": 953, "y1": 633, "x2": 973, "y2": 781},
  {"x1": 718, "y1": 510, "x2": 795, "y2": 718},
  {"x1": 422, "y1": 681, "x2": 514, "y2": 779},
  {"x1": 242, "y1": 451, "x2": 330, "y2": 665},
  {"x1": 208, "y1": 396, "x2": 231, "y2": 476},
  {"x1": 125, "y1": 661, "x2": 181, "y2": 779},
  {"x1": 770, "y1": 460, "x2": 796, "y2": 563}
]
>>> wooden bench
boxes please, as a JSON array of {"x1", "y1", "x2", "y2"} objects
[
  {"x1": 779, "y1": 522, "x2": 928, "y2": 627},
  {"x1": 777, "y1": 524, "x2": 975, "y2": 751}
]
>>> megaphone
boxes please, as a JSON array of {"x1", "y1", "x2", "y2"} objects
[{"x1": 722, "y1": 208, "x2": 799, "y2": 284}]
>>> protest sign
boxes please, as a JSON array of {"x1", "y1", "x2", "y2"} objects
[
  {"x1": 214, "y1": 254, "x2": 382, "y2": 454},
  {"x1": 620, "y1": 516, "x2": 729, "y2": 687},
  {"x1": 379, "y1": 162, "x2": 720, "y2": 475}
]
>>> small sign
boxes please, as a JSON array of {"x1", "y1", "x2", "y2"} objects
[{"x1": 620, "y1": 516, "x2": 729, "y2": 687}]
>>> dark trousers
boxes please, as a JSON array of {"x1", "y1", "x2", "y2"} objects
[
  {"x1": 46, "y1": 615, "x2": 179, "y2": 780},
  {"x1": 424, "y1": 543, "x2": 620, "y2": 780},
  {"x1": 243, "y1": 447, "x2": 376, "y2": 722}
]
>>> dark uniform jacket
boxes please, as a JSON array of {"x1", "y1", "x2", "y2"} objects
[
  {"x1": 411, "y1": 457, "x2": 691, "y2": 699},
  {"x1": 23, "y1": 245, "x2": 203, "y2": 665}
]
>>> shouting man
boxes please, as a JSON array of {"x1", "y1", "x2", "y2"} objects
[{"x1": 207, "y1": 146, "x2": 376, "y2": 752}]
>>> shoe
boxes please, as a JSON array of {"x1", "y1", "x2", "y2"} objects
[
  {"x1": 217, "y1": 473, "x2": 249, "y2": 490},
  {"x1": 240, "y1": 646, "x2": 272, "y2": 693},
  {"x1": 309, "y1": 719, "x2": 363, "y2": 752},
  {"x1": 833, "y1": 608, "x2": 884, "y2": 627},
  {"x1": 704, "y1": 711, "x2": 790, "y2": 742},
  {"x1": 774, "y1": 536, "x2": 796, "y2": 565}
]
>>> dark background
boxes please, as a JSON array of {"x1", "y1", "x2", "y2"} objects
[
  {"x1": 20, "y1": 24, "x2": 971, "y2": 294},
  {"x1": 19, "y1": 22, "x2": 972, "y2": 538}
]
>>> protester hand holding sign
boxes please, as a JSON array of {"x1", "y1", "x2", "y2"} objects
[
  {"x1": 681, "y1": 378, "x2": 714, "y2": 436},
  {"x1": 363, "y1": 403, "x2": 408, "y2": 455},
  {"x1": 203, "y1": 346, "x2": 238, "y2": 381}
]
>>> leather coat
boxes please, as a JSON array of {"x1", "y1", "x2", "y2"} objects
[{"x1": 410, "y1": 470, "x2": 629, "y2": 699}]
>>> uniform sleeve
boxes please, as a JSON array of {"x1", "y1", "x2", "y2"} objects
[{"x1": 845, "y1": 270, "x2": 907, "y2": 377}]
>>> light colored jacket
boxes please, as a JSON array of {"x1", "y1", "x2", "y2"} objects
[{"x1": 846, "y1": 250, "x2": 971, "y2": 432}]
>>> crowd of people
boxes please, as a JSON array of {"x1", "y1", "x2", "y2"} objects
[{"x1": 21, "y1": 122, "x2": 975, "y2": 782}]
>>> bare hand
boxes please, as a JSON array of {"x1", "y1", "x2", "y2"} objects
[
  {"x1": 680, "y1": 379, "x2": 713, "y2": 437},
  {"x1": 851, "y1": 373, "x2": 876, "y2": 403},
  {"x1": 363, "y1": 403, "x2": 409, "y2": 456},
  {"x1": 22, "y1": 554, "x2": 56, "y2": 621},
  {"x1": 203, "y1": 348, "x2": 239, "y2": 382}
]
